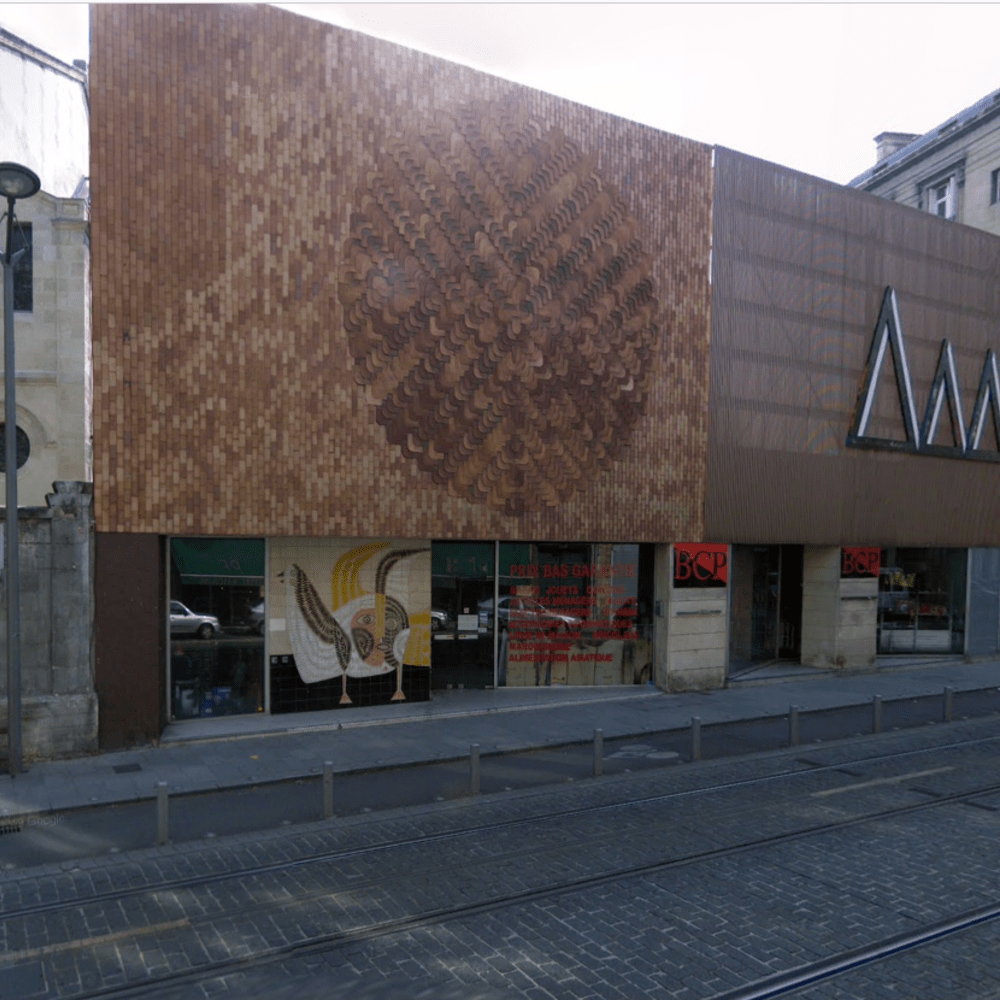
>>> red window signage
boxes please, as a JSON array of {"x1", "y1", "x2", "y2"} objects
[
  {"x1": 674, "y1": 544, "x2": 728, "y2": 588},
  {"x1": 841, "y1": 547, "x2": 881, "y2": 579}
]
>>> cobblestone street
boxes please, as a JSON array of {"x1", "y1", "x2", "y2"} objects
[{"x1": 4, "y1": 719, "x2": 1000, "y2": 998}]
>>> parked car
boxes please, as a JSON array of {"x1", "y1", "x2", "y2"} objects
[
  {"x1": 478, "y1": 596, "x2": 580, "y2": 633},
  {"x1": 430, "y1": 608, "x2": 452, "y2": 632},
  {"x1": 247, "y1": 600, "x2": 265, "y2": 636},
  {"x1": 169, "y1": 600, "x2": 221, "y2": 640}
]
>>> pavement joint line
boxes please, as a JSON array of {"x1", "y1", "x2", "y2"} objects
[
  {"x1": 810, "y1": 766, "x2": 954, "y2": 797},
  {"x1": 159, "y1": 689, "x2": 664, "y2": 746},
  {"x1": 0, "y1": 917, "x2": 190, "y2": 965}
]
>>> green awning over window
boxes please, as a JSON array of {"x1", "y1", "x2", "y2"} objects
[
  {"x1": 171, "y1": 538, "x2": 264, "y2": 586},
  {"x1": 432, "y1": 542, "x2": 495, "y2": 581},
  {"x1": 430, "y1": 542, "x2": 536, "y2": 581}
]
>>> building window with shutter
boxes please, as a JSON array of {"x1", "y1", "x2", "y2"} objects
[
  {"x1": 12, "y1": 222, "x2": 32, "y2": 312},
  {"x1": 927, "y1": 177, "x2": 955, "y2": 220},
  {"x1": 991, "y1": 168, "x2": 1000, "y2": 206}
]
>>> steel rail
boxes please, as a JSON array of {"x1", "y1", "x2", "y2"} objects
[
  {"x1": 2, "y1": 722, "x2": 1000, "y2": 925},
  {"x1": 38, "y1": 773, "x2": 1000, "y2": 1000},
  {"x1": 711, "y1": 902, "x2": 1000, "y2": 999}
]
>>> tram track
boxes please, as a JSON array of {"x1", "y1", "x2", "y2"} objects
[
  {"x1": 713, "y1": 901, "x2": 1000, "y2": 999},
  {"x1": 3, "y1": 724, "x2": 1000, "y2": 928},
  {"x1": 58, "y1": 899, "x2": 1000, "y2": 1000},
  {"x1": 21, "y1": 771, "x2": 1000, "y2": 1000},
  {"x1": 4, "y1": 726, "x2": 1000, "y2": 997}
]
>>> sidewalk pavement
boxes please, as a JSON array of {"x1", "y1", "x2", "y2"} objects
[{"x1": 1, "y1": 656, "x2": 997, "y2": 820}]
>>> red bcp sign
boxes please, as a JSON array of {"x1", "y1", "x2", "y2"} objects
[
  {"x1": 841, "y1": 547, "x2": 881, "y2": 578},
  {"x1": 674, "y1": 544, "x2": 728, "y2": 587}
]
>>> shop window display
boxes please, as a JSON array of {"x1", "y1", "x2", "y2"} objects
[
  {"x1": 268, "y1": 539, "x2": 432, "y2": 709},
  {"x1": 430, "y1": 542, "x2": 496, "y2": 690},
  {"x1": 169, "y1": 538, "x2": 266, "y2": 719},
  {"x1": 496, "y1": 543, "x2": 654, "y2": 686},
  {"x1": 877, "y1": 547, "x2": 966, "y2": 654}
]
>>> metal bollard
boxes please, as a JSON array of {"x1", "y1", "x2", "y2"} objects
[
  {"x1": 789, "y1": 705, "x2": 800, "y2": 747},
  {"x1": 691, "y1": 717, "x2": 701, "y2": 762},
  {"x1": 593, "y1": 729, "x2": 603, "y2": 777},
  {"x1": 872, "y1": 694, "x2": 883, "y2": 734},
  {"x1": 470, "y1": 744, "x2": 480, "y2": 795},
  {"x1": 156, "y1": 781, "x2": 169, "y2": 846},
  {"x1": 322, "y1": 760, "x2": 334, "y2": 819},
  {"x1": 944, "y1": 686, "x2": 954, "y2": 723}
]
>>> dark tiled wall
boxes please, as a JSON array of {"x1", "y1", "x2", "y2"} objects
[
  {"x1": 969, "y1": 549, "x2": 1000, "y2": 656},
  {"x1": 90, "y1": 4, "x2": 713, "y2": 544},
  {"x1": 269, "y1": 658, "x2": 429, "y2": 713},
  {"x1": 94, "y1": 533, "x2": 164, "y2": 748}
]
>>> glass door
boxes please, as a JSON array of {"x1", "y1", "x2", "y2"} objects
[{"x1": 430, "y1": 542, "x2": 496, "y2": 689}]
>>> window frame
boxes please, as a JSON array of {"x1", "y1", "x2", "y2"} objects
[
  {"x1": 917, "y1": 160, "x2": 965, "y2": 223},
  {"x1": 929, "y1": 176, "x2": 955, "y2": 219},
  {"x1": 11, "y1": 221, "x2": 32, "y2": 312}
]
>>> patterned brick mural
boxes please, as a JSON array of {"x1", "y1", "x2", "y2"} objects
[
  {"x1": 341, "y1": 103, "x2": 659, "y2": 516},
  {"x1": 90, "y1": 5, "x2": 713, "y2": 542}
]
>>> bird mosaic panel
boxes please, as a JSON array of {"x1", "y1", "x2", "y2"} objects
[{"x1": 269, "y1": 539, "x2": 432, "y2": 708}]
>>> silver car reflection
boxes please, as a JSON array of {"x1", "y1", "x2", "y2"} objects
[{"x1": 169, "y1": 600, "x2": 220, "y2": 640}]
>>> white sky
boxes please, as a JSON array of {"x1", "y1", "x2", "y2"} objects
[{"x1": 2, "y1": 3, "x2": 1000, "y2": 184}]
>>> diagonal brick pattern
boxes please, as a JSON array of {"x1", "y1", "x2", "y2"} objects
[
  {"x1": 89, "y1": 4, "x2": 713, "y2": 541},
  {"x1": 341, "y1": 103, "x2": 659, "y2": 515}
]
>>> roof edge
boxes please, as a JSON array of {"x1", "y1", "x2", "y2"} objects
[{"x1": 0, "y1": 25, "x2": 87, "y2": 84}]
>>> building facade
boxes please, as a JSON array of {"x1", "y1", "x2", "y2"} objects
[
  {"x1": 88, "y1": 5, "x2": 1000, "y2": 750},
  {"x1": 1, "y1": 188, "x2": 92, "y2": 506},
  {"x1": 850, "y1": 87, "x2": 1000, "y2": 236},
  {"x1": 0, "y1": 28, "x2": 91, "y2": 506},
  {"x1": 0, "y1": 30, "x2": 95, "y2": 761}
]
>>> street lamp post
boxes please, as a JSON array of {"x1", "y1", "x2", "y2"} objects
[{"x1": 0, "y1": 162, "x2": 40, "y2": 777}]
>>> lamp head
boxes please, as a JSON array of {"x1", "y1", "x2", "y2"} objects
[{"x1": 0, "y1": 163, "x2": 41, "y2": 201}]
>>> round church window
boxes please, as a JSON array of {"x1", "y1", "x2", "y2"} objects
[{"x1": 0, "y1": 425, "x2": 30, "y2": 472}]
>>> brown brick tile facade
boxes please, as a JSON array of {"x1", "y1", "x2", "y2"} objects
[{"x1": 91, "y1": 4, "x2": 712, "y2": 542}]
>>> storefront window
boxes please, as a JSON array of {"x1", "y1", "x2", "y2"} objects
[
  {"x1": 878, "y1": 547, "x2": 966, "y2": 654},
  {"x1": 169, "y1": 538, "x2": 265, "y2": 719},
  {"x1": 496, "y1": 542, "x2": 653, "y2": 686}
]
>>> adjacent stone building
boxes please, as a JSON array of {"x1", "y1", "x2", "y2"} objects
[
  {"x1": 0, "y1": 28, "x2": 91, "y2": 504},
  {"x1": 850, "y1": 87, "x2": 1000, "y2": 236},
  {"x1": 0, "y1": 29, "x2": 94, "y2": 761}
]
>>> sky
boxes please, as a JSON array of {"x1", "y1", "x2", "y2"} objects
[{"x1": 2, "y1": 3, "x2": 1000, "y2": 184}]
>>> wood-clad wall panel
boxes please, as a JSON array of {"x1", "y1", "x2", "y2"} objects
[
  {"x1": 707, "y1": 148, "x2": 1000, "y2": 546},
  {"x1": 90, "y1": 5, "x2": 713, "y2": 543}
]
